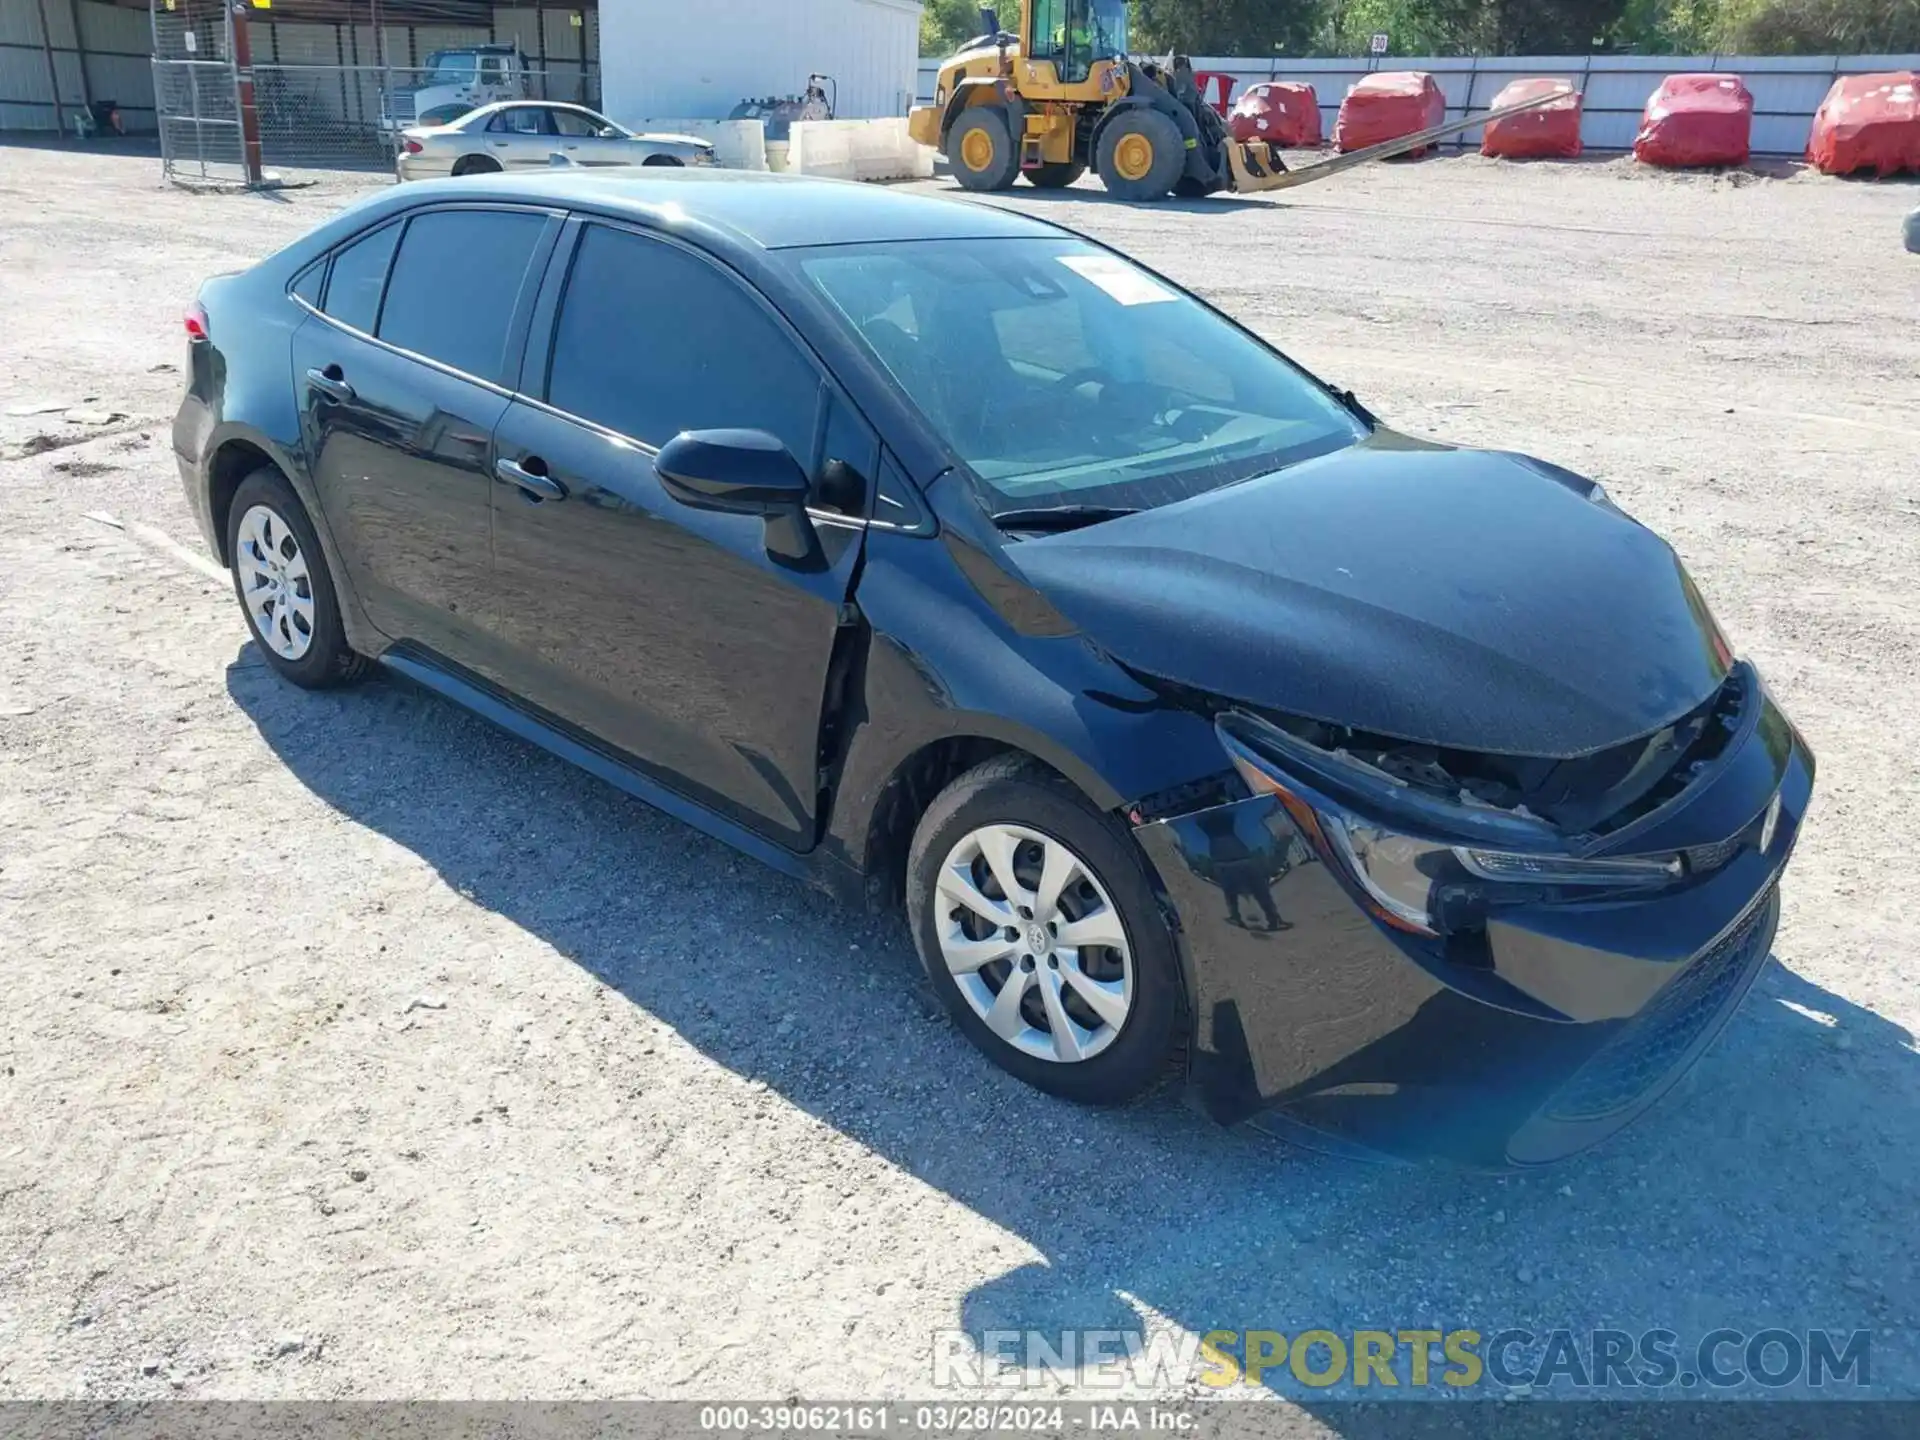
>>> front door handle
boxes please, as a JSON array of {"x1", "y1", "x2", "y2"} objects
[
  {"x1": 495, "y1": 455, "x2": 566, "y2": 502},
  {"x1": 306, "y1": 366, "x2": 354, "y2": 404}
]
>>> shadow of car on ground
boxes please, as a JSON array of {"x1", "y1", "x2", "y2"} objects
[{"x1": 227, "y1": 650, "x2": 1918, "y2": 1406}]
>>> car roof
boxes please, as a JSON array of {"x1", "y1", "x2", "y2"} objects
[
  {"x1": 411, "y1": 170, "x2": 1066, "y2": 251},
  {"x1": 459, "y1": 100, "x2": 593, "y2": 120}
]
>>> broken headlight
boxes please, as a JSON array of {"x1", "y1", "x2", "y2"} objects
[{"x1": 1218, "y1": 713, "x2": 1683, "y2": 937}]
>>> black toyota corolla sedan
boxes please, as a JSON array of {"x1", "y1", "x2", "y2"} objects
[{"x1": 175, "y1": 171, "x2": 1812, "y2": 1167}]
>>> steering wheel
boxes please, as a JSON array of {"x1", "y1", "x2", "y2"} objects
[
  {"x1": 990, "y1": 366, "x2": 1109, "y2": 437},
  {"x1": 1045, "y1": 366, "x2": 1111, "y2": 397},
  {"x1": 993, "y1": 372, "x2": 1185, "y2": 457}
]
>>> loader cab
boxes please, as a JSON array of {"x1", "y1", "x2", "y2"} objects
[{"x1": 1020, "y1": 0, "x2": 1129, "y2": 99}]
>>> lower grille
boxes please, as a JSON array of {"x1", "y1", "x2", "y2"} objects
[{"x1": 1544, "y1": 888, "x2": 1777, "y2": 1123}]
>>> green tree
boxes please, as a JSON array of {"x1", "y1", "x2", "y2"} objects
[
  {"x1": 922, "y1": 0, "x2": 990, "y2": 55},
  {"x1": 1719, "y1": 0, "x2": 1920, "y2": 52},
  {"x1": 1132, "y1": 0, "x2": 1328, "y2": 54}
]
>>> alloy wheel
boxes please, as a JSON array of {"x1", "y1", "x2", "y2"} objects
[
  {"x1": 234, "y1": 503, "x2": 316, "y2": 661},
  {"x1": 935, "y1": 823, "x2": 1134, "y2": 1063}
]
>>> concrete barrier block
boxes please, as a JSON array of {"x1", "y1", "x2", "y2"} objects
[{"x1": 789, "y1": 119, "x2": 933, "y2": 181}]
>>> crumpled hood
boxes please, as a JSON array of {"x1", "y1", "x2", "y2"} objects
[{"x1": 1004, "y1": 443, "x2": 1731, "y2": 758}]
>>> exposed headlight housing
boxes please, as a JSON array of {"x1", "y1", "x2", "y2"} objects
[{"x1": 1218, "y1": 714, "x2": 1684, "y2": 938}]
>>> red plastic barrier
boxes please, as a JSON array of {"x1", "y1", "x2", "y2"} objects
[
  {"x1": 1807, "y1": 71, "x2": 1920, "y2": 177},
  {"x1": 1193, "y1": 71, "x2": 1236, "y2": 118},
  {"x1": 1229, "y1": 81, "x2": 1322, "y2": 147},
  {"x1": 1335, "y1": 71, "x2": 1446, "y2": 154},
  {"x1": 1481, "y1": 77, "x2": 1582, "y2": 159},
  {"x1": 1634, "y1": 73, "x2": 1754, "y2": 168}
]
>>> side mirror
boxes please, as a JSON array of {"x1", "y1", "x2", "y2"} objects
[{"x1": 656, "y1": 428, "x2": 821, "y2": 567}]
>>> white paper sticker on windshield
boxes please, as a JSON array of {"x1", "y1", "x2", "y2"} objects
[{"x1": 1057, "y1": 254, "x2": 1178, "y2": 306}]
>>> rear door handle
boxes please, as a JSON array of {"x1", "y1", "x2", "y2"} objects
[
  {"x1": 495, "y1": 456, "x2": 566, "y2": 502},
  {"x1": 305, "y1": 367, "x2": 355, "y2": 404}
]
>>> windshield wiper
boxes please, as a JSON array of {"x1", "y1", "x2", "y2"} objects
[{"x1": 989, "y1": 504, "x2": 1141, "y2": 533}]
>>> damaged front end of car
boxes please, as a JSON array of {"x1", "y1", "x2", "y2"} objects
[{"x1": 1128, "y1": 661, "x2": 1814, "y2": 1167}]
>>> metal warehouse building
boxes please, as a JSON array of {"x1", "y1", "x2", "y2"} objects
[
  {"x1": 598, "y1": 0, "x2": 922, "y2": 123},
  {"x1": 1, "y1": 0, "x2": 919, "y2": 137}
]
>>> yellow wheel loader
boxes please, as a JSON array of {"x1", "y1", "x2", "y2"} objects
[{"x1": 907, "y1": 2, "x2": 1567, "y2": 202}]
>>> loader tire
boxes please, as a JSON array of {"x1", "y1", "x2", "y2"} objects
[
  {"x1": 949, "y1": 108, "x2": 1019, "y2": 192},
  {"x1": 1096, "y1": 110, "x2": 1185, "y2": 201},
  {"x1": 1024, "y1": 159, "x2": 1086, "y2": 189}
]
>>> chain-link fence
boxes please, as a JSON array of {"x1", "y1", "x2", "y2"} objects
[
  {"x1": 244, "y1": 62, "x2": 600, "y2": 171},
  {"x1": 152, "y1": 4, "x2": 601, "y2": 184},
  {"x1": 152, "y1": 0, "x2": 245, "y2": 183}
]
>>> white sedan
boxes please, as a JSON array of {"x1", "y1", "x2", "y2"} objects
[{"x1": 396, "y1": 101, "x2": 715, "y2": 181}]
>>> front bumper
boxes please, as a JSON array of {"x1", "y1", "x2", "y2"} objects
[{"x1": 1133, "y1": 692, "x2": 1814, "y2": 1168}]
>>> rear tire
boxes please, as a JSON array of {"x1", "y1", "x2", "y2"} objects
[
  {"x1": 906, "y1": 756, "x2": 1184, "y2": 1106},
  {"x1": 451, "y1": 154, "x2": 501, "y2": 176},
  {"x1": 1024, "y1": 159, "x2": 1087, "y2": 189},
  {"x1": 1096, "y1": 109, "x2": 1185, "y2": 201},
  {"x1": 947, "y1": 108, "x2": 1020, "y2": 192},
  {"x1": 226, "y1": 467, "x2": 369, "y2": 690}
]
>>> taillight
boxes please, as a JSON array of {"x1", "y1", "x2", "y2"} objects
[
  {"x1": 184, "y1": 302, "x2": 210, "y2": 342},
  {"x1": 403, "y1": 140, "x2": 423, "y2": 154}
]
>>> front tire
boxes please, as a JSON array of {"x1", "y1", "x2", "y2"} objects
[
  {"x1": 226, "y1": 467, "x2": 369, "y2": 690},
  {"x1": 1096, "y1": 109, "x2": 1185, "y2": 201},
  {"x1": 947, "y1": 108, "x2": 1020, "y2": 192},
  {"x1": 907, "y1": 757, "x2": 1183, "y2": 1105}
]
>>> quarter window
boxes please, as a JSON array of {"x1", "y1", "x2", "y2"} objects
[
  {"x1": 290, "y1": 260, "x2": 324, "y2": 308},
  {"x1": 320, "y1": 220, "x2": 400, "y2": 333},
  {"x1": 546, "y1": 225, "x2": 821, "y2": 460},
  {"x1": 377, "y1": 209, "x2": 548, "y2": 382}
]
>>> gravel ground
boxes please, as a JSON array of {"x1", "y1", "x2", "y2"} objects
[{"x1": 1, "y1": 140, "x2": 1917, "y2": 1411}]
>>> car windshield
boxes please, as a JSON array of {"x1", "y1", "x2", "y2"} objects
[
  {"x1": 425, "y1": 53, "x2": 479, "y2": 85},
  {"x1": 792, "y1": 238, "x2": 1364, "y2": 515}
]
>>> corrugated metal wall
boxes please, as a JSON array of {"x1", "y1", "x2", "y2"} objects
[
  {"x1": 915, "y1": 51, "x2": 1920, "y2": 158},
  {"x1": 0, "y1": 3, "x2": 605, "y2": 133},
  {"x1": 1, "y1": 0, "x2": 153, "y2": 133},
  {"x1": 600, "y1": 0, "x2": 921, "y2": 123}
]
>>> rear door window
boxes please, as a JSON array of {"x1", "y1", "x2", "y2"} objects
[
  {"x1": 488, "y1": 106, "x2": 549, "y2": 135},
  {"x1": 320, "y1": 220, "x2": 400, "y2": 334},
  {"x1": 544, "y1": 224, "x2": 821, "y2": 461},
  {"x1": 377, "y1": 209, "x2": 548, "y2": 383}
]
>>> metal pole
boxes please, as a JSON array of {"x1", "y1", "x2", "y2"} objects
[
  {"x1": 189, "y1": 52, "x2": 205, "y2": 177},
  {"x1": 65, "y1": 0, "x2": 93, "y2": 113},
  {"x1": 229, "y1": 1, "x2": 264, "y2": 185},
  {"x1": 33, "y1": 0, "x2": 66, "y2": 137},
  {"x1": 1461, "y1": 53, "x2": 1479, "y2": 150},
  {"x1": 1579, "y1": 53, "x2": 1592, "y2": 155}
]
